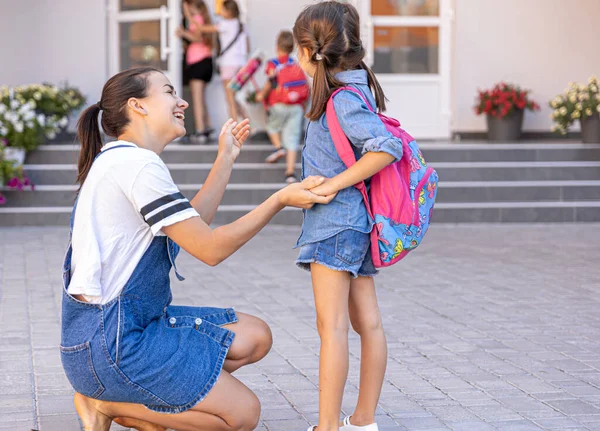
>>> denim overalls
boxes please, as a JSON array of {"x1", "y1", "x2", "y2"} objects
[{"x1": 60, "y1": 145, "x2": 238, "y2": 414}]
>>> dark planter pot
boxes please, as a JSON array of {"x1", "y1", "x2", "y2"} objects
[
  {"x1": 580, "y1": 113, "x2": 600, "y2": 143},
  {"x1": 486, "y1": 109, "x2": 524, "y2": 142}
]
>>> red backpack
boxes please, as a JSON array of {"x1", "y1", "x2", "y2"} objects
[{"x1": 269, "y1": 58, "x2": 309, "y2": 105}]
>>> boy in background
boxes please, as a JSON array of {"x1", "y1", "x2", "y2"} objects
[{"x1": 257, "y1": 31, "x2": 309, "y2": 184}]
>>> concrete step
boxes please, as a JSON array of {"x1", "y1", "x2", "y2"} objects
[
  {"x1": 2, "y1": 201, "x2": 599, "y2": 226},
  {"x1": 4, "y1": 181, "x2": 600, "y2": 207},
  {"x1": 22, "y1": 161, "x2": 600, "y2": 185},
  {"x1": 27, "y1": 142, "x2": 600, "y2": 164}
]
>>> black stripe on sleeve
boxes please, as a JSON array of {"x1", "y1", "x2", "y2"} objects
[
  {"x1": 140, "y1": 192, "x2": 185, "y2": 217},
  {"x1": 145, "y1": 201, "x2": 193, "y2": 227}
]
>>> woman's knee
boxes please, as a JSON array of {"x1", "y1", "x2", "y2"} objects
[
  {"x1": 252, "y1": 317, "x2": 273, "y2": 361},
  {"x1": 227, "y1": 391, "x2": 261, "y2": 431}
]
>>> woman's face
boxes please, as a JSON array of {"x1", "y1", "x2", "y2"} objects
[{"x1": 141, "y1": 72, "x2": 189, "y2": 142}]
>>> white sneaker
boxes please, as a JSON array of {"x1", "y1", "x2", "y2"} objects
[
  {"x1": 306, "y1": 427, "x2": 316, "y2": 431},
  {"x1": 340, "y1": 416, "x2": 379, "y2": 431}
]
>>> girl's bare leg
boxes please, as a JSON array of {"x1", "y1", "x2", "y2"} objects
[
  {"x1": 346, "y1": 276, "x2": 387, "y2": 426},
  {"x1": 311, "y1": 263, "x2": 352, "y2": 431},
  {"x1": 222, "y1": 80, "x2": 239, "y2": 121},
  {"x1": 190, "y1": 79, "x2": 206, "y2": 132}
]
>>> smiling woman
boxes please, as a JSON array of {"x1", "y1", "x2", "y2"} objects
[{"x1": 60, "y1": 67, "x2": 337, "y2": 431}]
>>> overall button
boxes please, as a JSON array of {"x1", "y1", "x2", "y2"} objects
[
  {"x1": 195, "y1": 318, "x2": 202, "y2": 325},
  {"x1": 169, "y1": 317, "x2": 177, "y2": 325}
]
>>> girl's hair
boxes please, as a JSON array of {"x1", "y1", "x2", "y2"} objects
[
  {"x1": 183, "y1": 0, "x2": 214, "y2": 48},
  {"x1": 293, "y1": 1, "x2": 386, "y2": 121},
  {"x1": 222, "y1": 0, "x2": 240, "y2": 19},
  {"x1": 76, "y1": 67, "x2": 159, "y2": 188}
]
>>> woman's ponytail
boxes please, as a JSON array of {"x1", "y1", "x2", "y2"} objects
[{"x1": 76, "y1": 103, "x2": 103, "y2": 188}]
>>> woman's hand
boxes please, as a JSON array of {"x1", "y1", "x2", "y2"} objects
[
  {"x1": 306, "y1": 177, "x2": 340, "y2": 197},
  {"x1": 276, "y1": 176, "x2": 337, "y2": 209},
  {"x1": 182, "y1": 2, "x2": 192, "y2": 19},
  {"x1": 218, "y1": 118, "x2": 250, "y2": 162}
]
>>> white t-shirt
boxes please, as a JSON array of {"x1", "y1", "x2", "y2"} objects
[
  {"x1": 217, "y1": 18, "x2": 248, "y2": 67},
  {"x1": 68, "y1": 141, "x2": 199, "y2": 304}
]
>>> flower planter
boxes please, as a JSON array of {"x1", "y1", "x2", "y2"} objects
[
  {"x1": 580, "y1": 114, "x2": 600, "y2": 143},
  {"x1": 3, "y1": 147, "x2": 26, "y2": 166},
  {"x1": 486, "y1": 109, "x2": 524, "y2": 142}
]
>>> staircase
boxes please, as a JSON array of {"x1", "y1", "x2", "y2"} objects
[{"x1": 1, "y1": 140, "x2": 600, "y2": 226}]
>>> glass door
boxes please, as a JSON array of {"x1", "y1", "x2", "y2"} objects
[
  {"x1": 108, "y1": 0, "x2": 182, "y2": 94},
  {"x1": 358, "y1": 0, "x2": 453, "y2": 139}
]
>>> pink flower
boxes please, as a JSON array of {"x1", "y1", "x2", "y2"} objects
[{"x1": 0, "y1": 194, "x2": 5, "y2": 205}]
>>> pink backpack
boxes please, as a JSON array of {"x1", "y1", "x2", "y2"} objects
[{"x1": 326, "y1": 87, "x2": 439, "y2": 267}]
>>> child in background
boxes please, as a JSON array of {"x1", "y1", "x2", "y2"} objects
[
  {"x1": 257, "y1": 31, "x2": 309, "y2": 184},
  {"x1": 177, "y1": 0, "x2": 215, "y2": 143},
  {"x1": 292, "y1": 2, "x2": 405, "y2": 430},
  {"x1": 194, "y1": 0, "x2": 249, "y2": 122}
]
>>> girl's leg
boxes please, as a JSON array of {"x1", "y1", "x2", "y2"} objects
[
  {"x1": 74, "y1": 370, "x2": 261, "y2": 431},
  {"x1": 347, "y1": 276, "x2": 387, "y2": 426},
  {"x1": 222, "y1": 80, "x2": 239, "y2": 121},
  {"x1": 190, "y1": 79, "x2": 206, "y2": 132},
  {"x1": 285, "y1": 149, "x2": 297, "y2": 177},
  {"x1": 311, "y1": 263, "x2": 352, "y2": 431}
]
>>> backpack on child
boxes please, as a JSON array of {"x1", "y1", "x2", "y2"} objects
[
  {"x1": 268, "y1": 58, "x2": 310, "y2": 105},
  {"x1": 326, "y1": 87, "x2": 439, "y2": 268}
]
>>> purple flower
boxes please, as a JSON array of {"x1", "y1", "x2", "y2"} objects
[
  {"x1": 0, "y1": 194, "x2": 5, "y2": 205},
  {"x1": 0, "y1": 138, "x2": 7, "y2": 147}
]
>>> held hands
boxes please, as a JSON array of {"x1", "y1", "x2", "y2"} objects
[
  {"x1": 277, "y1": 176, "x2": 337, "y2": 209},
  {"x1": 218, "y1": 118, "x2": 251, "y2": 162},
  {"x1": 306, "y1": 177, "x2": 339, "y2": 198},
  {"x1": 175, "y1": 26, "x2": 185, "y2": 38}
]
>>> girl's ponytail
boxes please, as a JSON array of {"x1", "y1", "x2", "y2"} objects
[
  {"x1": 360, "y1": 60, "x2": 387, "y2": 113},
  {"x1": 306, "y1": 54, "x2": 343, "y2": 121},
  {"x1": 76, "y1": 103, "x2": 103, "y2": 188}
]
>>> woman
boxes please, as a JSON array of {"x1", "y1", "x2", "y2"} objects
[
  {"x1": 176, "y1": 0, "x2": 215, "y2": 143},
  {"x1": 63, "y1": 66, "x2": 335, "y2": 431}
]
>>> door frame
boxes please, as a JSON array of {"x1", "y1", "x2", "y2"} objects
[
  {"x1": 107, "y1": 0, "x2": 182, "y2": 94},
  {"x1": 355, "y1": 0, "x2": 454, "y2": 139}
]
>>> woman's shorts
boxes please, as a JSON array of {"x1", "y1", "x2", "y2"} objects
[
  {"x1": 188, "y1": 57, "x2": 213, "y2": 83},
  {"x1": 296, "y1": 229, "x2": 378, "y2": 278}
]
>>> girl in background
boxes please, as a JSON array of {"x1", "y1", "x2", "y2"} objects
[{"x1": 177, "y1": 0, "x2": 215, "y2": 143}]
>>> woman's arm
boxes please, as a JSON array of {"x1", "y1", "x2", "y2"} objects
[
  {"x1": 162, "y1": 176, "x2": 335, "y2": 266},
  {"x1": 188, "y1": 119, "x2": 249, "y2": 224}
]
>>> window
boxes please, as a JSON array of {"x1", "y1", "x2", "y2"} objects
[
  {"x1": 371, "y1": 0, "x2": 439, "y2": 17},
  {"x1": 373, "y1": 26, "x2": 438, "y2": 74}
]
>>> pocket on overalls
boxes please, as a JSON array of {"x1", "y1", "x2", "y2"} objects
[{"x1": 60, "y1": 342, "x2": 105, "y2": 399}]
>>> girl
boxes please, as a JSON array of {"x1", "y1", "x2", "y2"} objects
[
  {"x1": 292, "y1": 3, "x2": 404, "y2": 431},
  {"x1": 63, "y1": 67, "x2": 335, "y2": 431},
  {"x1": 177, "y1": 0, "x2": 216, "y2": 143},
  {"x1": 192, "y1": 0, "x2": 249, "y2": 122}
]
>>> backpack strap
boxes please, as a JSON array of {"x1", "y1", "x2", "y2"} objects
[{"x1": 326, "y1": 87, "x2": 374, "y2": 218}]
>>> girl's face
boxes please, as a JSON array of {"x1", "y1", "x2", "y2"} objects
[
  {"x1": 298, "y1": 47, "x2": 317, "y2": 78},
  {"x1": 137, "y1": 72, "x2": 189, "y2": 142},
  {"x1": 222, "y1": 7, "x2": 236, "y2": 19}
]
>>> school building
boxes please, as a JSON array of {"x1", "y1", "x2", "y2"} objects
[{"x1": 1, "y1": 0, "x2": 599, "y2": 139}]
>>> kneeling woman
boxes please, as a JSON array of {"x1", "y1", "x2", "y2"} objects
[{"x1": 62, "y1": 67, "x2": 335, "y2": 431}]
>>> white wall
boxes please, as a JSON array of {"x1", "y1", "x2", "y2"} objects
[
  {"x1": 454, "y1": 0, "x2": 600, "y2": 133},
  {"x1": 0, "y1": 0, "x2": 107, "y2": 130}
]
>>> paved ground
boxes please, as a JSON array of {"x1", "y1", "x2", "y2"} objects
[{"x1": 1, "y1": 224, "x2": 600, "y2": 431}]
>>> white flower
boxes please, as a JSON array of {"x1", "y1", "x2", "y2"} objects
[
  {"x1": 569, "y1": 94, "x2": 577, "y2": 103},
  {"x1": 589, "y1": 76, "x2": 598, "y2": 84},
  {"x1": 37, "y1": 114, "x2": 46, "y2": 126},
  {"x1": 59, "y1": 117, "x2": 68, "y2": 127},
  {"x1": 14, "y1": 122, "x2": 24, "y2": 133},
  {"x1": 551, "y1": 101, "x2": 558, "y2": 108},
  {"x1": 33, "y1": 92, "x2": 42, "y2": 100},
  {"x1": 46, "y1": 131, "x2": 56, "y2": 140},
  {"x1": 591, "y1": 85, "x2": 598, "y2": 93},
  {"x1": 26, "y1": 121, "x2": 34, "y2": 128},
  {"x1": 579, "y1": 84, "x2": 586, "y2": 91},
  {"x1": 586, "y1": 109, "x2": 593, "y2": 116},
  {"x1": 0, "y1": 104, "x2": 6, "y2": 115},
  {"x1": 576, "y1": 103, "x2": 583, "y2": 111},
  {"x1": 0, "y1": 126, "x2": 7, "y2": 136},
  {"x1": 10, "y1": 100, "x2": 19, "y2": 109},
  {"x1": 572, "y1": 111, "x2": 581, "y2": 119},
  {"x1": 551, "y1": 125, "x2": 559, "y2": 132}
]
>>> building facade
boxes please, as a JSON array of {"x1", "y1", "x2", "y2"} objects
[{"x1": 1, "y1": 0, "x2": 599, "y2": 139}]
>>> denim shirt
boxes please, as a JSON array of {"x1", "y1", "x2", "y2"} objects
[{"x1": 295, "y1": 69, "x2": 404, "y2": 248}]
